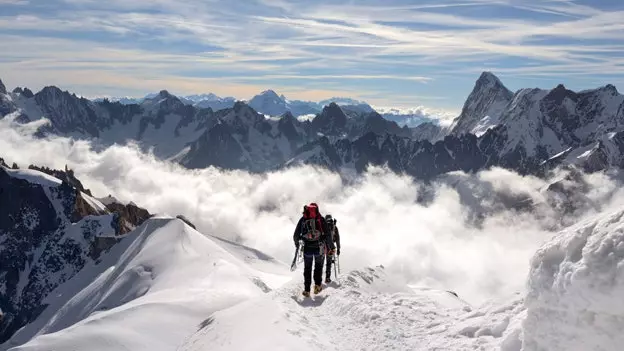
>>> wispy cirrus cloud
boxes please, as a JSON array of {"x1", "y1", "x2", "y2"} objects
[{"x1": 0, "y1": 0, "x2": 622, "y2": 114}]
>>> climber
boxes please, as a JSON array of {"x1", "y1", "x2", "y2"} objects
[
  {"x1": 293, "y1": 202, "x2": 334, "y2": 297},
  {"x1": 324, "y1": 214, "x2": 341, "y2": 283}
]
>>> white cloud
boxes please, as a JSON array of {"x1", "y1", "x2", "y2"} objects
[{"x1": 3, "y1": 116, "x2": 624, "y2": 305}]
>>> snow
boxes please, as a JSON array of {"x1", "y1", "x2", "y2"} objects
[
  {"x1": 471, "y1": 115, "x2": 500, "y2": 137},
  {"x1": 6, "y1": 194, "x2": 624, "y2": 350},
  {"x1": 4, "y1": 168, "x2": 62, "y2": 187},
  {"x1": 523, "y1": 207, "x2": 624, "y2": 351},
  {"x1": 3, "y1": 212, "x2": 529, "y2": 351},
  {"x1": 80, "y1": 192, "x2": 109, "y2": 213},
  {"x1": 180, "y1": 266, "x2": 525, "y2": 351},
  {"x1": 2, "y1": 217, "x2": 290, "y2": 351}
]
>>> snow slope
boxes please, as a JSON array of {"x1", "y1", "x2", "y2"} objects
[
  {"x1": 522, "y1": 207, "x2": 624, "y2": 351},
  {"x1": 7, "y1": 200, "x2": 624, "y2": 350},
  {"x1": 4, "y1": 168, "x2": 62, "y2": 187},
  {"x1": 181, "y1": 266, "x2": 525, "y2": 351},
  {"x1": 2, "y1": 217, "x2": 290, "y2": 351}
]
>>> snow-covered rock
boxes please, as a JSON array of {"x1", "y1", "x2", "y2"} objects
[
  {"x1": 449, "y1": 71, "x2": 514, "y2": 136},
  {"x1": 410, "y1": 121, "x2": 445, "y2": 141},
  {"x1": 446, "y1": 73, "x2": 624, "y2": 175},
  {"x1": 522, "y1": 207, "x2": 624, "y2": 351},
  {"x1": 0, "y1": 162, "x2": 150, "y2": 344}
]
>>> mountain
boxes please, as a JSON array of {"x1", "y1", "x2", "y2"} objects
[
  {"x1": 286, "y1": 132, "x2": 487, "y2": 180},
  {"x1": 0, "y1": 82, "x2": 414, "y2": 174},
  {"x1": 183, "y1": 93, "x2": 237, "y2": 110},
  {"x1": 3, "y1": 73, "x2": 624, "y2": 179},
  {"x1": 448, "y1": 71, "x2": 514, "y2": 136},
  {"x1": 4, "y1": 86, "x2": 213, "y2": 159},
  {"x1": 0, "y1": 160, "x2": 151, "y2": 344},
  {"x1": 177, "y1": 103, "x2": 313, "y2": 172},
  {"x1": 247, "y1": 89, "x2": 322, "y2": 117},
  {"x1": 290, "y1": 73, "x2": 624, "y2": 178},
  {"x1": 410, "y1": 122, "x2": 446, "y2": 141},
  {"x1": 95, "y1": 90, "x2": 433, "y2": 126}
]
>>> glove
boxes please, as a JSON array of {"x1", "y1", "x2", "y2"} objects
[
  {"x1": 337, "y1": 249, "x2": 340, "y2": 256},
  {"x1": 327, "y1": 248, "x2": 335, "y2": 256}
]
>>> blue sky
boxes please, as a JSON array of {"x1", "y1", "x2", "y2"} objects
[{"x1": 1, "y1": 0, "x2": 623, "y2": 120}]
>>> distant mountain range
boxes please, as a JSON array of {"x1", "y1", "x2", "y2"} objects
[
  {"x1": 1, "y1": 72, "x2": 623, "y2": 180},
  {"x1": 93, "y1": 89, "x2": 439, "y2": 128}
]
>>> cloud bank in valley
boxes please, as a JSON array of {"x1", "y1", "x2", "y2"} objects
[{"x1": 2, "y1": 115, "x2": 624, "y2": 305}]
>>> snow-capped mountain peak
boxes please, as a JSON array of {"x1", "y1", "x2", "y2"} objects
[
  {"x1": 0, "y1": 79, "x2": 6, "y2": 95},
  {"x1": 247, "y1": 89, "x2": 288, "y2": 116},
  {"x1": 449, "y1": 71, "x2": 514, "y2": 136}
]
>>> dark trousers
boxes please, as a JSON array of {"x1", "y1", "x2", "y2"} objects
[
  {"x1": 325, "y1": 255, "x2": 334, "y2": 280},
  {"x1": 303, "y1": 253, "x2": 324, "y2": 291}
]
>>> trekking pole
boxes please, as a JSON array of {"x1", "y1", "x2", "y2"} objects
[
  {"x1": 337, "y1": 254, "x2": 340, "y2": 274},
  {"x1": 290, "y1": 244, "x2": 300, "y2": 271}
]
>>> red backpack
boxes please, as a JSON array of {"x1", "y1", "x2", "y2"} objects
[{"x1": 301, "y1": 203, "x2": 323, "y2": 242}]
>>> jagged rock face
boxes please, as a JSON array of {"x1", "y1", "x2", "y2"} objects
[
  {"x1": 312, "y1": 103, "x2": 348, "y2": 136},
  {"x1": 248, "y1": 90, "x2": 287, "y2": 116},
  {"x1": 347, "y1": 112, "x2": 411, "y2": 140},
  {"x1": 34, "y1": 86, "x2": 107, "y2": 136},
  {"x1": 182, "y1": 121, "x2": 248, "y2": 170},
  {"x1": 27, "y1": 164, "x2": 92, "y2": 196},
  {"x1": 105, "y1": 202, "x2": 151, "y2": 235},
  {"x1": 0, "y1": 164, "x2": 151, "y2": 344},
  {"x1": 0, "y1": 79, "x2": 6, "y2": 95},
  {"x1": 410, "y1": 122, "x2": 443, "y2": 141},
  {"x1": 289, "y1": 132, "x2": 489, "y2": 180},
  {"x1": 449, "y1": 72, "x2": 514, "y2": 136}
]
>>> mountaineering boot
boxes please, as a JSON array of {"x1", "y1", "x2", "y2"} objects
[
  {"x1": 302, "y1": 290, "x2": 310, "y2": 297},
  {"x1": 325, "y1": 277, "x2": 331, "y2": 284},
  {"x1": 314, "y1": 284, "x2": 322, "y2": 294}
]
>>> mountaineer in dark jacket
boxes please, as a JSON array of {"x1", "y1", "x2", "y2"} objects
[
  {"x1": 293, "y1": 202, "x2": 334, "y2": 297},
  {"x1": 324, "y1": 214, "x2": 340, "y2": 283}
]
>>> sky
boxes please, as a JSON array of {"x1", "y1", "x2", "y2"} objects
[{"x1": 1, "y1": 0, "x2": 623, "y2": 114}]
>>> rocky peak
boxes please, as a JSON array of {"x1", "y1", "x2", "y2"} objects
[
  {"x1": 475, "y1": 71, "x2": 505, "y2": 90},
  {"x1": 247, "y1": 89, "x2": 287, "y2": 116},
  {"x1": 258, "y1": 89, "x2": 280, "y2": 100},
  {"x1": 11, "y1": 87, "x2": 34, "y2": 98},
  {"x1": 0, "y1": 79, "x2": 6, "y2": 95},
  {"x1": 544, "y1": 84, "x2": 578, "y2": 105},
  {"x1": 36, "y1": 85, "x2": 64, "y2": 100},
  {"x1": 27, "y1": 164, "x2": 93, "y2": 196},
  {"x1": 603, "y1": 84, "x2": 619, "y2": 95},
  {"x1": 312, "y1": 102, "x2": 348, "y2": 135},
  {"x1": 21, "y1": 87, "x2": 35, "y2": 98},
  {"x1": 449, "y1": 71, "x2": 514, "y2": 136}
]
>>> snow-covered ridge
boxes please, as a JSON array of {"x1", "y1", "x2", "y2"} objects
[
  {"x1": 1, "y1": 217, "x2": 290, "y2": 351},
  {"x1": 0, "y1": 162, "x2": 152, "y2": 345},
  {"x1": 4, "y1": 168, "x2": 62, "y2": 187}
]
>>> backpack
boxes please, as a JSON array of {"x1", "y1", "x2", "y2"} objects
[
  {"x1": 325, "y1": 215, "x2": 336, "y2": 242},
  {"x1": 300, "y1": 204, "x2": 323, "y2": 242}
]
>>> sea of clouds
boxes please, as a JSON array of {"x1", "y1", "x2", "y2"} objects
[{"x1": 2, "y1": 115, "x2": 624, "y2": 305}]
